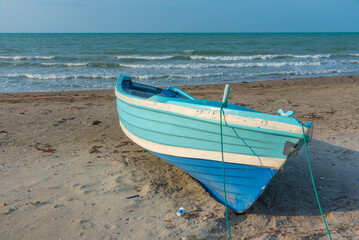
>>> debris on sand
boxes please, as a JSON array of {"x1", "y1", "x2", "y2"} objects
[
  {"x1": 89, "y1": 146, "x2": 102, "y2": 154},
  {"x1": 36, "y1": 147, "x2": 56, "y2": 153},
  {"x1": 115, "y1": 141, "x2": 133, "y2": 148},
  {"x1": 92, "y1": 120, "x2": 102, "y2": 125}
]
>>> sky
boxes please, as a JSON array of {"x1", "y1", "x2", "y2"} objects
[{"x1": 0, "y1": 0, "x2": 359, "y2": 33}]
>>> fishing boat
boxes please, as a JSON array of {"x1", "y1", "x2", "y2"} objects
[{"x1": 115, "y1": 75, "x2": 313, "y2": 213}]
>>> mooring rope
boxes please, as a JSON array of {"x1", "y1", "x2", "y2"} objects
[
  {"x1": 220, "y1": 104, "x2": 232, "y2": 240},
  {"x1": 301, "y1": 124, "x2": 332, "y2": 239},
  {"x1": 219, "y1": 103, "x2": 331, "y2": 239}
]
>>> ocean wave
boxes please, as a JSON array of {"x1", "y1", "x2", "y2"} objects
[
  {"x1": 290, "y1": 54, "x2": 331, "y2": 59},
  {"x1": 190, "y1": 54, "x2": 331, "y2": 61},
  {"x1": 69, "y1": 84, "x2": 114, "y2": 89},
  {"x1": 113, "y1": 53, "x2": 332, "y2": 62},
  {"x1": 1, "y1": 73, "x2": 116, "y2": 80},
  {"x1": 243, "y1": 68, "x2": 359, "y2": 78},
  {"x1": 349, "y1": 60, "x2": 359, "y2": 64},
  {"x1": 190, "y1": 55, "x2": 278, "y2": 61},
  {"x1": 41, "y1": 63, "x2": 89, "y2": 67},
  {"x1": 132, "y1": 70, "x2": 340, "y2": 80},
  {"x1": 119, "y1": 61, "x2": 321, "y2": 69},
  {"x1": 132, "y1": 73, "x2": 227, "y2": 80},
  {"x1": 41, "y1": 62, "x2": 121, "y2": 68},
  {"x1": 243, "y1": 71, "x2": 299, "y2": 77},
  {"x1": 116, "y1": 55, "x2": 174, "y2": 60},
  {"x1": 0, "y1": 56, "x2": 55, "y2": 60},
  {"x1": 349, "y1": 53, "x2": 359, "y2": 57},
  {"x1": 295, "y1": 69, "x2": 358, "y2": 75}
]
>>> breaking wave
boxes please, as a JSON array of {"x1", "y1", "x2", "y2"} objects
[
  {"x1": 190, "y1": 54, "x2": 331, "y2": 61},
  {"x1": 41, "y1": 63, "x2": 89, "y2": 67},
  {"x1": 116, "y1": 55, "x2": 174, "y2": 60},
  {"x1": 1, "y1": 73, "x2": 116, "y2": 80},
  {"x1": 119, "y1": 61, "x2": 322, "y2": 69},
  {"x1": 0, "y1": 56, "x2": 55, "y2": 60},
  {"x1": 131, "y1": 68, "x2": 359, "y2": 81},
  {"x1": 132, "y1": 73, "x2": 227, "y2": 80},
  {"x1": 113, "y1": 54, "x2": 332, "y2": 62}
]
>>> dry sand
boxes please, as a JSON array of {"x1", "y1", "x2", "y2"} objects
[{"x1": 0, "y1": 75, "x2": 359, "y2": 239}]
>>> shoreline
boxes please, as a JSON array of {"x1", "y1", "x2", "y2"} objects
[
  {"x1": 1, "y1": 75, "x2": 358, "y2": 239},
  {"x1": 1, "y1": 74, "x2": 359, "y2": 96}
]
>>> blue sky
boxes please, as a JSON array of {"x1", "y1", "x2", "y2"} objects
[{"x1": 0, "y1": 0, "x2": 359, "y2": 33}]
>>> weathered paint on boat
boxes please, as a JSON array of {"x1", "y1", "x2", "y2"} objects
[{"x1": 115, "y1": 75, "x2": 313, "y2": 213}]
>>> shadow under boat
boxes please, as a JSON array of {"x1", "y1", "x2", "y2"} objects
[{"x1": 243, "y1": 138, "x2": 359, "y2": 216}]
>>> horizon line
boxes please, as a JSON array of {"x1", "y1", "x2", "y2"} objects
[{"x1": 1, "y1": 31, "x2": 359, "y2": 34}]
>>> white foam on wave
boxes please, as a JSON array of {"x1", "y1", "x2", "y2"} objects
[
  {"x1": 349, "y1": 60, "x2": 359, "y2": 64},
  {"x1": 41, "y1": 62, "x2": 88, "y2": 67},
  {"x1": 349, "y1": 53, "x2": 359, "y2": 57},
  {"x1": 241, "y1": 68, "x2": 359, "y2": 78},
  {"x1": 297, "y1": 68, "x2": 358, "y2": 75},
  {"x1": 190, "y1": 55, "x2": 278, "y2": 61},
  {"x1": 243, "y1": 71, "x2": 299, "y2": 78},
  {"x1": 116, "y1": 55, "x2": 173, "y2": 60},
  {"x1": 120, "y1": 61, "x2": 321, "y2": 69},
  {"x1": 1, "y1": 73, "x2": 116, "y2": 80},
  {"x1": 0, "y1": 56, "x2": 55, "y2": 60},
  {"x1": 290, "y1": 54, "x2": 331, "y2": 59},
  {"x1": 190, "y1": 54, "x2": 331, "y2": 61},
  {"x1": 132, "y1": 72, "x2": 227, "y2": 80},
  {"x1": 132, "y1": 71, "x2": 316, "y2": 80}
]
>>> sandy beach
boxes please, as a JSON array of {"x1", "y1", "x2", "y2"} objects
[{"x1": 1, "y1": 75, "x2": 359, "y2": 239}]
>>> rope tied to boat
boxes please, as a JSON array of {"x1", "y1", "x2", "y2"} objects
[
  {"x1": 219, "y1": 104, "x2": 332, "y2": 240},
  {"x1": 219, "y1": 82, "x2": 330, "y2": 239},
  {"x1": 301, "y1": 123, "x2": 332, "y2": 239},
  {"x1": 220, "y1": 103, "x2": 232, "y2": 240}
]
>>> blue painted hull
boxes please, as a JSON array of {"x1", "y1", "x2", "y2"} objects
[{"x1": 149, "y1": 151, "x2": 277, "y2": 213}]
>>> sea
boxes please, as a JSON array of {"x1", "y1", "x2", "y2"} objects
[{"x1": 0, "y1": 33, "x2": 359, "y2": 93}]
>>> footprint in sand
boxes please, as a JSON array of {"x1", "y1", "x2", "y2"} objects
[{"x1": 71, "y1": 183, "x2": 94, "y2": 194}]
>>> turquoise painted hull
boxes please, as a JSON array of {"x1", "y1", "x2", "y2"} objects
[{"x1": 115, "y1": 75, "x2": 313, "y2": 213}]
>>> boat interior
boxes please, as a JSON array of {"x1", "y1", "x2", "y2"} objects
[
  {"x1": 121, "y1": 79, "x2": 196, "y2": 100},
  {"x1": 119, "y1": 77, "x2": 258, "y2": 113}
]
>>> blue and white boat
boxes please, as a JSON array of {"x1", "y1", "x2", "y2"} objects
[{"x1": 115, "y1": 75, "x2": 313, "y2": 213}]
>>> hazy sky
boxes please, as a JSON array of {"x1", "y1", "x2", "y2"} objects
[{"x1": 1, "y1": 0, "x2": 359, "y2": 33}]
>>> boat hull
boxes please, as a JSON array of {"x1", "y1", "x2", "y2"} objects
[
  {"x1": 149, "y1": 150, "x2": 277, "y2": 213},
  {"x1": 119, "y1": 119, "x2": 279, "y2": 213},
  {"x1": 115, "y1": 75, "x2": 312, "y2": 213}
]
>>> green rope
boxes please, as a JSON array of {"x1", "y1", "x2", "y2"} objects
[
  {"x1": 220, "y1": 104, "x2": 232, "y2": 240},
  {"x1": 301, "y1": 124, "x2": 332, "y2": 240}
]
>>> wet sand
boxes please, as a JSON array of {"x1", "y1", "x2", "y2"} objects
[{"x1": 1, "y1": 75, "x2": 359, "y2": 239}]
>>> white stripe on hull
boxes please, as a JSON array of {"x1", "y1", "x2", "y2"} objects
[
  {"x1": 119, "y1": 120, "x2": 285, "y2": 169},
  {"x1": 115, "y1": 89, "x2": 312, "y2": 137}
]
